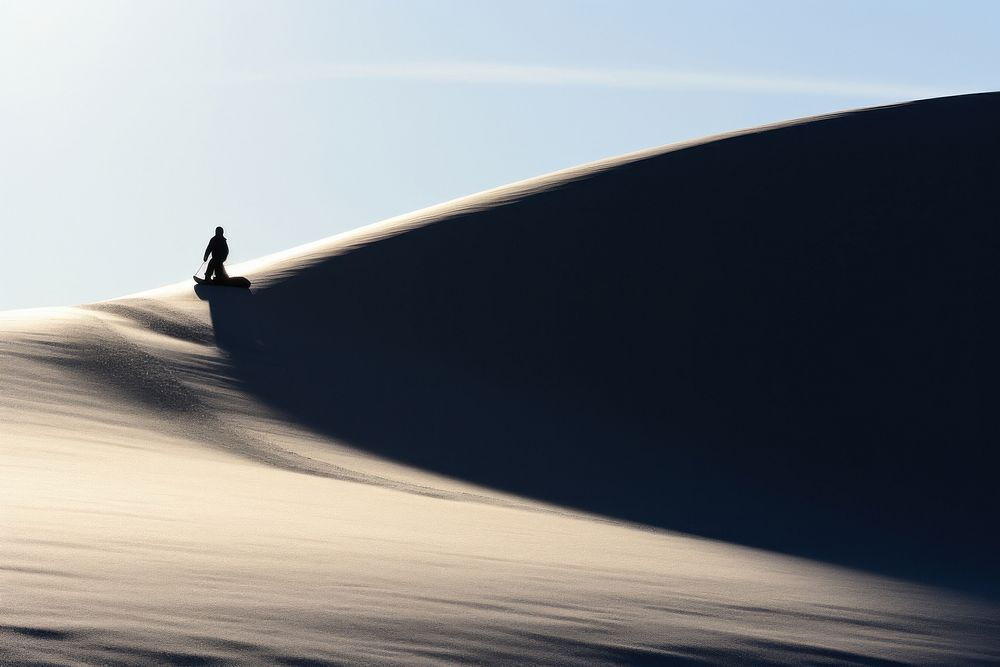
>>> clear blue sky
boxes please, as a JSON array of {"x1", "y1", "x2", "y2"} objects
[{"x1": 1, "y1": 0, "x2": 996, "y2": 309}]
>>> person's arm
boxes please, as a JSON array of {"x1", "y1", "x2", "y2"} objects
[{"x1": 204, "y1": 239, "x2": 213, "y2": 261}]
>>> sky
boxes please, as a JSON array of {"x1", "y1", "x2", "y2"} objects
[{"x1": 0, "y1": 0, "x2": 997, "y2": 309}]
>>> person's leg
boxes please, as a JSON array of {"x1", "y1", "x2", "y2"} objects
[
  {"x1": 205, "y1": 258, "x2": 219, "y2": 281},
  {"x1": 215, "y1": 261, "x2": 229, "y2": 280}
]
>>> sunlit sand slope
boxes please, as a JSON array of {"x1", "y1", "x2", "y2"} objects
[
  {"x1": 4, "y1": 93, "x2": 1000, "y2": 664},
  {"x1": 4, "y1": 304, "x2": 999, "y2": 664}
]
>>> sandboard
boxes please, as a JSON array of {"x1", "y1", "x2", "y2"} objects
[{"x1": 193, "y1": 275, "x2": 251, "y2": 289}]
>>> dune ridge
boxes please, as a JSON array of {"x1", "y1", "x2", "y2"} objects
[
  {"x1": 4, "y1": 93, "x2": 1000, "y2": 664},
  {"x1": 219, "y1": 92, "x2": 1000, "y2": 590}
]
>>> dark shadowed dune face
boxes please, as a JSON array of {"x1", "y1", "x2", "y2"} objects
[{"x1": 202, "y1": 93, "x2": 1000, "y2": 595}]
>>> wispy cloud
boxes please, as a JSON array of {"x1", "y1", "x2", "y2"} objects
[{"x1": 232, "y1": 62, "x2": 962, "y2": 100}]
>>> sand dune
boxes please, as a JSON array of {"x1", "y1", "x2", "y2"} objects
[{"x1": 4, "y1": 93, "x2": 1000, "y2": 664}]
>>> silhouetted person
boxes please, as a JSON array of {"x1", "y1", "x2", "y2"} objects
[{"x1": 204, "y1": 226, "x2": 230, "y2": 283}]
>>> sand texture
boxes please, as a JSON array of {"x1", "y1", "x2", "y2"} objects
[{"x1": 4, "y1": 93, "x2": 1000, "y2": 664}]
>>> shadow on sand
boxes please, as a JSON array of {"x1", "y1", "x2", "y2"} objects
[{"x1": 197, "y1": 93, "x2": 1000, "y2": 597}]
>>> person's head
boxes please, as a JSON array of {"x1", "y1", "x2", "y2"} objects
[{"x1": 215, "y1": 226, "x2": 224, "y2": 236}]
